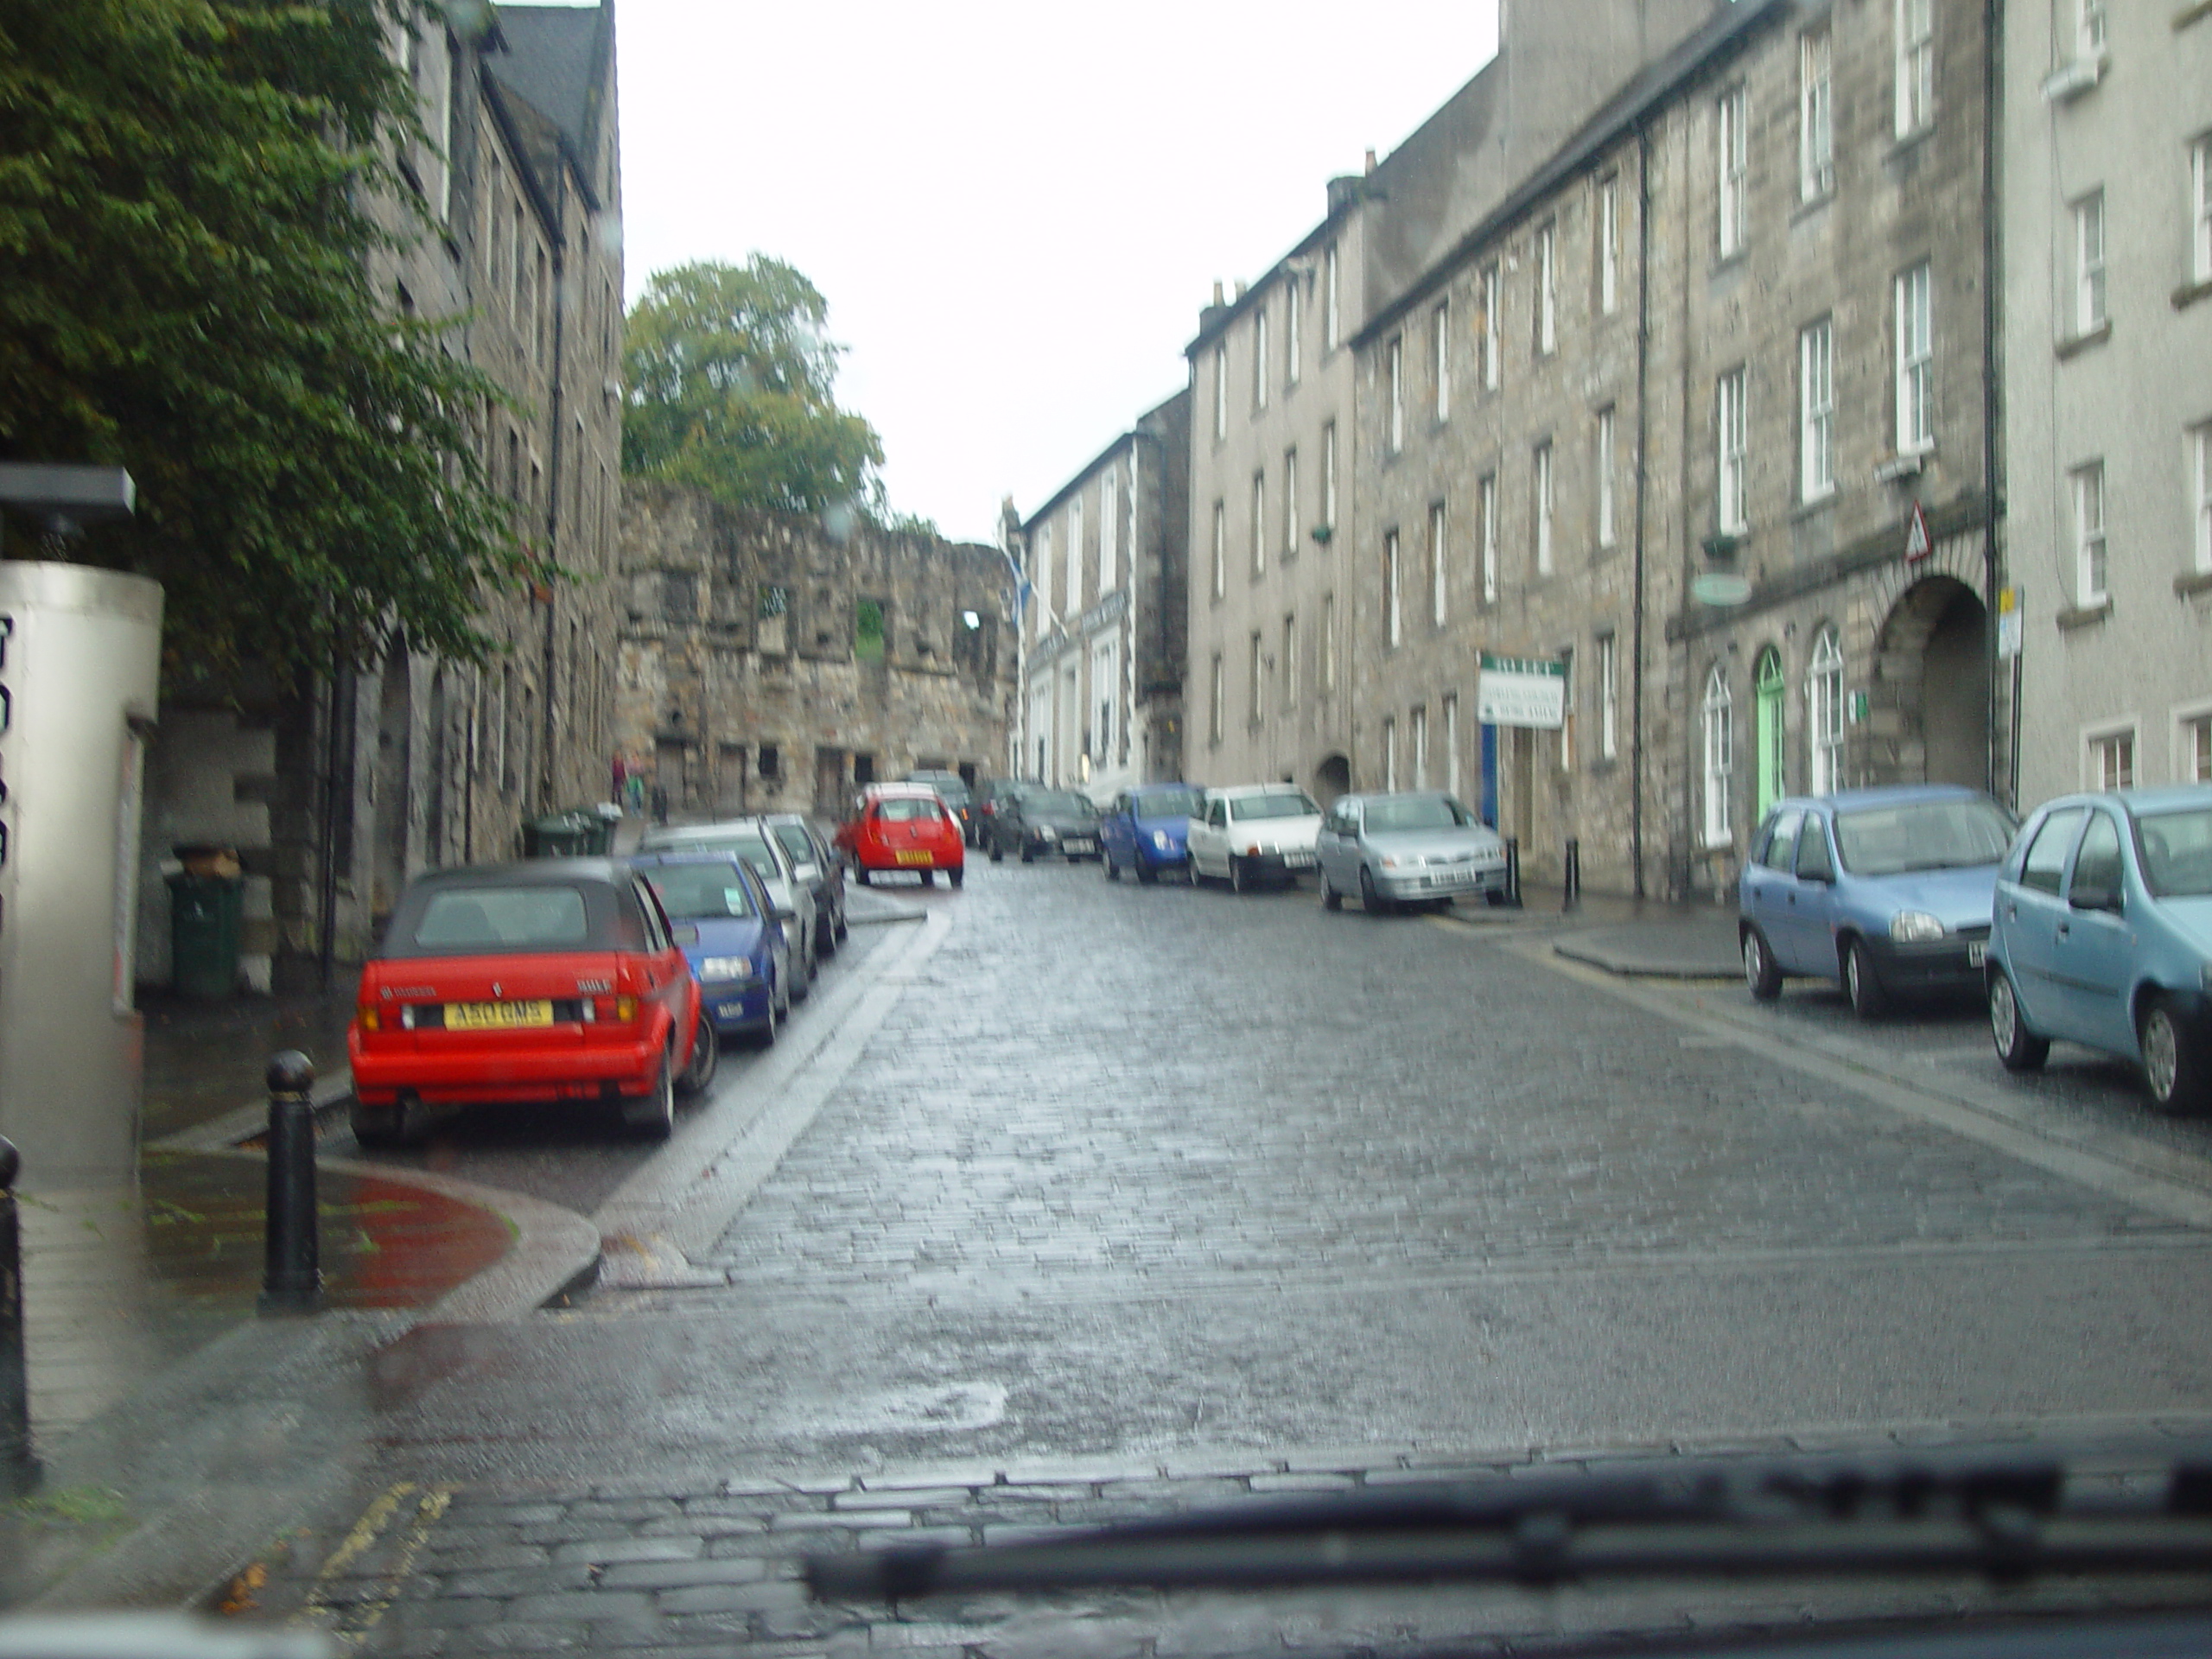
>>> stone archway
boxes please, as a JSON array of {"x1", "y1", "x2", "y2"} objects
[
  {"x1": 1312, "y1": 753, "x2": 1351, "y2": 806},
  {"x1": 1870, "y1": 575, "x2": 1987, "y2": 788}
]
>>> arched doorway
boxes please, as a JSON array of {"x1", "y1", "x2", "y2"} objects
[
  {"x1": 1312, "y1": 753, "x2": 1351, "y2": 807},
  {"x1": 1872, "y1": 575, "x2": 1988, "y2": 788},
  {"x1": 1754, "y1": 647, "x2": 1785, "y2": 817}
]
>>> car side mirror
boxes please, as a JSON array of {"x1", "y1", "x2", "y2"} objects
[
  {"x1": 2069, "y1": 882, "x2": 2120, "y2": 914},
  {"x1": 773, "y1": 903, "x2": 798, "y2": 924}
]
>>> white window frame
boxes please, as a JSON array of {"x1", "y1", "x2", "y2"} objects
[
  {"x1": 1066, "y1": 496, "x2": 1083, "y2": 611},
  {"x1": 2193, "y1": 137, "x2": 2212, "y2": 287},
  {"x1": 1250, "y1": 470, "x2": 1267, "y2": 577},
  {"x1": 1324, "y1": 241, "x2": 1340, "y2": 351},
  {"x1": 1717, "y1": 367, "x2": 1749, "y2": 534},
  {"x1": 1210, "y1": 501, "x2": 1225, "y2": 599},
  {"x1": 1388, "y1": 335, "x2": 1405, "y2": 453},
  {"x1": 2194, "y1": 423, "x2": 2212, "y2": 574},
  {"x1": 1092, "y1": 637, "x2": 1118, "y2": 760},
  {"x1": 2179, "y1": 704, "x2": 2212, "y2": 785},
  {"x1": 1479, "y1": 262, "x2": 1503, "y2": 391},
  {"x1": 1429, "y1": 500, "x2": 1448, "y2": 627},
  {"x1": 1896, "y1": 262, "x2": 1935, "y2": 454},
  {"x1": 1445, "y1": 693, "x2": 1461, "y2": 797},
  {"x1": 1535, "y1": 223, "x2": 1557, "y2": 354},
  {"x1": 1322, "y1": 592, "x2": 1337, "y2": 692},
  {"x1": 1597, "y1": 405, "x2": 1618, "y2": 547},
  {"x1": 2087, "y1": 724, "x2": 2136, "y2": 791},
  {"x1": 1719, "y1": 86, "x2": 1749, "y2": 257},
  {"x1": 1099, "y1": 468, "x2": 1118, "y2": 592},
  {"x1": 1432, "y1": 300, "x2": 1451, "y2": 423},
  {"x1": 1282, "y1": 613, "x2": 1298, "y2": 709},
  {"x1": 1598, "y1": 632, "x2": 1618, "y2": 761},
  {"x1": 1253, "y1": 307, "x2": 1269, "y2": 411},
  {"x1": 1382, "y1": 717, "x2": 1398, "y2": 793},
  {"x1": 1209, "y1": 653, "x2": 1224, "y2": 744},
  {"x1": 1212, "y1": 346, "x2": 1227, "y2": 441},
  {"x1": 1283, "y1": 447, "x2": 1300, "y2": 557},
  {"x1": 1036, "y1": 522, "x2": 1054, "y2": 623},
  {"x1": 1598, "y1": 175, "x2": 1619, "y2": 315},
  {"x1": 1800, "y1": 28, "x2": 1834, "y2": 200},
  {"x1": 1248, "y1": 632, "x2": 1264, "y2": 727},
  {"x1": 1557, "y1": 647, "x2": 1576, "y2": 773},
  {"x1": 1286, "y1": 283, "x2": 1302, "y2": 385},
  {"x1": 2079, "y1": 0, "x2": 2106, "y2": 56},
  {"x1": 2073, "y1": 190, "x2": 2107, "y2": 336},
  {"x1": 1478, "y1": 471, "x2": 1499, "y2": 603},
  {"x1": 1801, "y1": 318, "x2": 1834, "y2": 502},
  {"x1": 1703, "y1": 665, "x2": 1734, "y2": 848},
  {"x1": 1412, "y1": 705, "x2": 1430, "y2": 790},
  {"x1": 1896, "y1": 0, "x2": 1934, "y2": 138},
  {"x1": 2073, "y1": 460, "x2": 2107, "y2": 605},
  {"x1": 1385, "y1": 530, "x2": 1402, "y2": 648},
  {"x1": 1808, "y1": 625, "x2": 1845, "y2": 794},
  {"x1": 1534, "y1": 441, "x2": 1554, "y2": 575},
  {"x1": 1322, "y1": 422, "x2": 1338, "y2": 531}
]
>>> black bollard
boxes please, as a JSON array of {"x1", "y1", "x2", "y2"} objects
[
  {"x1": 260, "y1": 1051, "x2": 322, "y2": 1315},
  {"x1": 1504, "y1": 836, "x2": 1522, "y2": 908},
  {"x1": 1, "y1": 1135, "x2": 38, "y2": 1496},
  {"x1": 1563, "y1": 837, "x2": 1582, "y2": 911}
]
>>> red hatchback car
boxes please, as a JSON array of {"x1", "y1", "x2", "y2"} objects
[
  {"x1": 836, "y1": 784, "x2": 966, "y2": 887},
  {"x1": 347, "y1": 859, "x2": 715, "y2": 1144}
]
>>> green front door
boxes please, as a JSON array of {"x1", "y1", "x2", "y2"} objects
[{"x1": 1755, "y1": 648, "x2": 1785, "y2": 817}]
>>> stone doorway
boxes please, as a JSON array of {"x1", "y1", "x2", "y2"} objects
[
  {"x1": 1871, "y1": 575, "x2": 1988, "y2": 789},
  {"x1": 1313, "y1": 753, "x2": 1351, "y2": 806},
  {"x1": 371, "y1": 655, "x2": 411, "y2": 923}
]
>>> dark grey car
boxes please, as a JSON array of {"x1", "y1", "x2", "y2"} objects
[
  {"x1": 1314, "y1": 791, "x2": 1510, "y2": 914},
  {"x1": 761, "y1": 811, "x2": 848, "y2": 958},
  {"x1": 986, "y1": 786, "x2": 1102, "y2": 862}
]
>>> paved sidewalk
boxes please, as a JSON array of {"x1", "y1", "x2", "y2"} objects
[{"x1": 1433, "y1": 880, "x2": 1743, "y2": 977}]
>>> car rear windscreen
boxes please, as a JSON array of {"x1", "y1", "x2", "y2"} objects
[
  {"x1": 878, "y1": 798, "x2": 944, "y2": 823},
  {"x1": 644, "y1": 864, "x2": 759, "y2": 920},
  {"x1": 1138, "y1": 787, "x2": 1204, "y2": 817},
  {"x1": 413, "y1": 887, "x2": 589, "y2": 950}
]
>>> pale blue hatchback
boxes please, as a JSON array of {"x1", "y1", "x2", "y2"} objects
[
  {"x1": 1986, "y1": 785, "x2": 2212, "y2": 1113},
  {"x1": 1738, "y1": 785, "x2": 2018, "y2": 1019}
]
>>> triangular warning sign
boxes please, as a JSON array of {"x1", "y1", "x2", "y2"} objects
[{"x1": 1904, "y1": 501, "x2": 1932, "y2": 563}]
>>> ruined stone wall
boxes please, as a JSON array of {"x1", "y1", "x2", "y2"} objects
[{"x1": 616, "y1": 485, "x2": 1014, "y2": 822}]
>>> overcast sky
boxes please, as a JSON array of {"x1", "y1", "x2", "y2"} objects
[{"x1": 611, "y1": 1, "x2": 1503, "y2": 544}]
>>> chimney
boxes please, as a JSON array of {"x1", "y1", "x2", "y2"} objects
[
  {"x1": 1233, "y1": 279, "x2": 1248, "y2": 300},
  {"x1": 1201, "y1": 281, "x2": 1230, "y2": 334},
  {"x1": 1326, "y1": 175, "x2": 1362, "y2": 215},
  {"x1": 1212, "y1": 280, "x2": 1225, "y2": 307},
  {"x1": 1363, "y1": 147, "x2": 1377, "y2": 175}
]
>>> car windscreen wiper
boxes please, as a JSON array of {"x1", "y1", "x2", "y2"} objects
[{"x1": 807, "y1": 1442, "x2": 2212, "y2": 1601}]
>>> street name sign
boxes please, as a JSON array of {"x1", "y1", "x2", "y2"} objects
[{"x1": 1477, "y1": 652, "x2": 1567, "y2": 729}]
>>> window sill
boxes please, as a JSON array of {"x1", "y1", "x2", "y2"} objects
[
  {"x1": 1790, "y1": 188, "x2": 1835, "y2": 226},
  {"x1": 1791, "y1": 490, "x2": 1837, "y2": 522},
  {"x1": 1890, "y1": 125, "x2": 1934, "y2": 160},
  {"x1": 2040, "y1": 51, "x2": 2107, "y2": 103},
  {"x1": 1874, "y1": 449, "x2": 1931, "y2": 484},
  {"x1": 2173, "y1": 276, "x2": 2212, "y2": 312},
  {"x1": 1712, "y1": 249, "x2": 1749, "y2": 276},
  {"x1": 2176, "y1": 0, "x2": 2211, "y2": 29},
  {"x1": 2056, "y1": 599, "x2": 2113, "y2": 631},
  {"x1": 2177, "y1": 569, "x2": 2212, "y2": 597},
  {"x1": 2055, "y1": 320, "x2": 2112, "y2": 359}
]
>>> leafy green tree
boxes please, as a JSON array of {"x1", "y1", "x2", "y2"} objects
[
  {"x1": 622, "y1": 258, "x2": 890, "y2": 519},
  {"x1": 0, "y1": 0, "x2": 525, "y2": 685}
]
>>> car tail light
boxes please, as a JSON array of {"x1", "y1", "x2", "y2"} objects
[
  {"x1": 358, "y1": 1004, "x2": 381, "y2": 1033},
  {"x1": 614, "y1": 995, "x2": 639, "y2": 1022}
]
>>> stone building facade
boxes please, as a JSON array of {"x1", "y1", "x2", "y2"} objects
[
  {"x1": 137, "y1": 3, "x2": 626, "y2": 990},
  {"x1": 2002, "y1": 0, "x2": 2212, "y2": 804},
  {"x1": 1182, "y1": 0, "x2": 1726, "y2": 806},
  {"x1": 1350, "y1": 0, "x2": 2003, "y2": 899},
  {"x1": 617, "y1": 484, "x2": 1014, "y2": 821},
  {"x1": 1016, "y1": 391, "x2": 1191, "y2": 796}
]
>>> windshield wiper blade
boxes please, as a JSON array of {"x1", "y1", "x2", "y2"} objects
[{"x1": 806, "y1": 1443, "x2": 2212, "y2": 1602}]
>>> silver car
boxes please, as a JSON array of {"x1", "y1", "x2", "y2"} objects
[
  {"x1": 1314, "y1": 791, "x2": 1510, "y2": 914},
  {"x1": 638, "y1": 818, "x2": 819, "y2": 996},
  {"x1": 760, "y1": 810, "x2": 847, "y2": 960}
]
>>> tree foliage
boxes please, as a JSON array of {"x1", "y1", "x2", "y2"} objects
[
  {"x1": 621, "y1": 258, "x2": 891, "y2": 521},
  {"x1": 0, "y1": 0, "x2": 526, "y2": 686}
]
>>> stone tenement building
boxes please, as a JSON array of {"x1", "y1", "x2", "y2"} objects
[
  {"x1": 1183, "y1": 0, "x2": 1727, "y2": 805},
  {"x1": 137, "y1": 2, "x2": 626, "y2": 989},
  {"x1": 617, "y1": 484, "x2": 1014, "y2": 820},
  {"x1": 2002, "y1": 0, "x2": 2211, "y2": 801},
  {"x1": 1349, "y1": 0, "x2": 2001, "y2": 899},
  {"x1": 1015, "y1": 391, "x2": 1191, "y2": 795}
]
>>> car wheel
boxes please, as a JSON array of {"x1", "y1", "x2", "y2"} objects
[
  {"x1": 623, "y1": 1042, "x2": 677, "y2": 1139},
  {"x1": 1843, "y1": 938, "x2": 1888, "y2": 1020},
  {"x1": 921, "y1": 868, "x2": 936, "y2": 887},
  {"x1": 1742, "y1": 927, "x2": 1783, "y2": 1001},
  {"x1": 817, "y1": 914, "x2": 836, "y2": 959},
  {"x1": 2142, "y1": 995, "x2": 2205, "y2": 1113},
  {"x1": 757, "y1": 984, "x2": 781, "y2": 1048},
  {"x1": 988, "y1": 840, "x2": 1003, "y2": 862},
  {"x1": 1104, "y1": 849, "x2": 1120, "y2": 880},
  {"x1": 349, "y1": 1099, "x2": 409, "y2": 1150},
  {"x1": 677, "y1": 1011, "x2": 719, "y2": 1096},
  {"x1": 833, "y1": 908, "x2": 849, "y2": 942},
  {"x1": 1319, "y1": 868, "x2": 1342, "y2": 912},
  {"x1": 855, "y1": 866, "x2": 872, "y2": 887},
  {"x1": 1230, "y1": 854, "x2": 1250, "y2": 895},
  {"x1": 1988, "y1": 969, "x2": 2049, "y2": 1072},
  {"x1": 792, "y1": 938, "x2": 815, "y2": 1002},
  {"x1": 1020, "y1": 845, "x2": 1035, "y2": 863},
  {"x1": 1485, "y1": 888, "x2": 1510, "y2": 907},
  {"x1": 1359, "y1": 865, "x2": 1392, "y2": 915}
]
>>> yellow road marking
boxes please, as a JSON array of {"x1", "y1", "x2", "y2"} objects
[{"x1": 302, "y1": 1482, "x2": 455, "y2": 1645}]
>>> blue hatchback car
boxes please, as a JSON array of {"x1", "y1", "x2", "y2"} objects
[
  {"x1": 1986, "y1": 786, "x2": 2212, "y2": 1113},
  {"x1": 1099, "y1": 782, "x2": 1205, "y2": 885},
  {"x1": 1738, "y1": 785, "x2": 2018, "y2": 1018},
  {"x1": 631, "y1": 849, "x2": 791, "y2": 1046}
]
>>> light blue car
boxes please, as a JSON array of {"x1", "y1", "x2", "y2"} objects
[
  {"x1": 1986, "y1": 785, "x2": 2212, "y2": 1112},
  {"x1": 1738, "y1": 785, "x2": 2018, "y2": 1018}
]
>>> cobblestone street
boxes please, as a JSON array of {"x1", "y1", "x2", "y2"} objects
[{"x1": 239, "y1": 858, "x2": 2212, "y2": 1652}]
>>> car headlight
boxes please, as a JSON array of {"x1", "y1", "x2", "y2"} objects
[
  {"x1": 1890, "y1": 911, "x2": 1946, "y2": 943},
  {"x1": 1152, "y1": 830, "x2": 1173, "y2": 851},
  {"x1": 1380, "y1": 855, "x2": 1402, "y2": 870},
  {"x1": 697, "y1": 957, "x2": 759, "y2": 984},
  {"x1": 1037, "y1": 824, "x2": 1057, "y2": 839}
]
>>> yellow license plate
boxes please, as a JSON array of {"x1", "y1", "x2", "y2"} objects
[
  {"x1": 446, "y1": 999, "x2": 554, "y2": 1030},
  {"x1": 895, "y1": 850, "x2": 931, "y2": 866}
]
